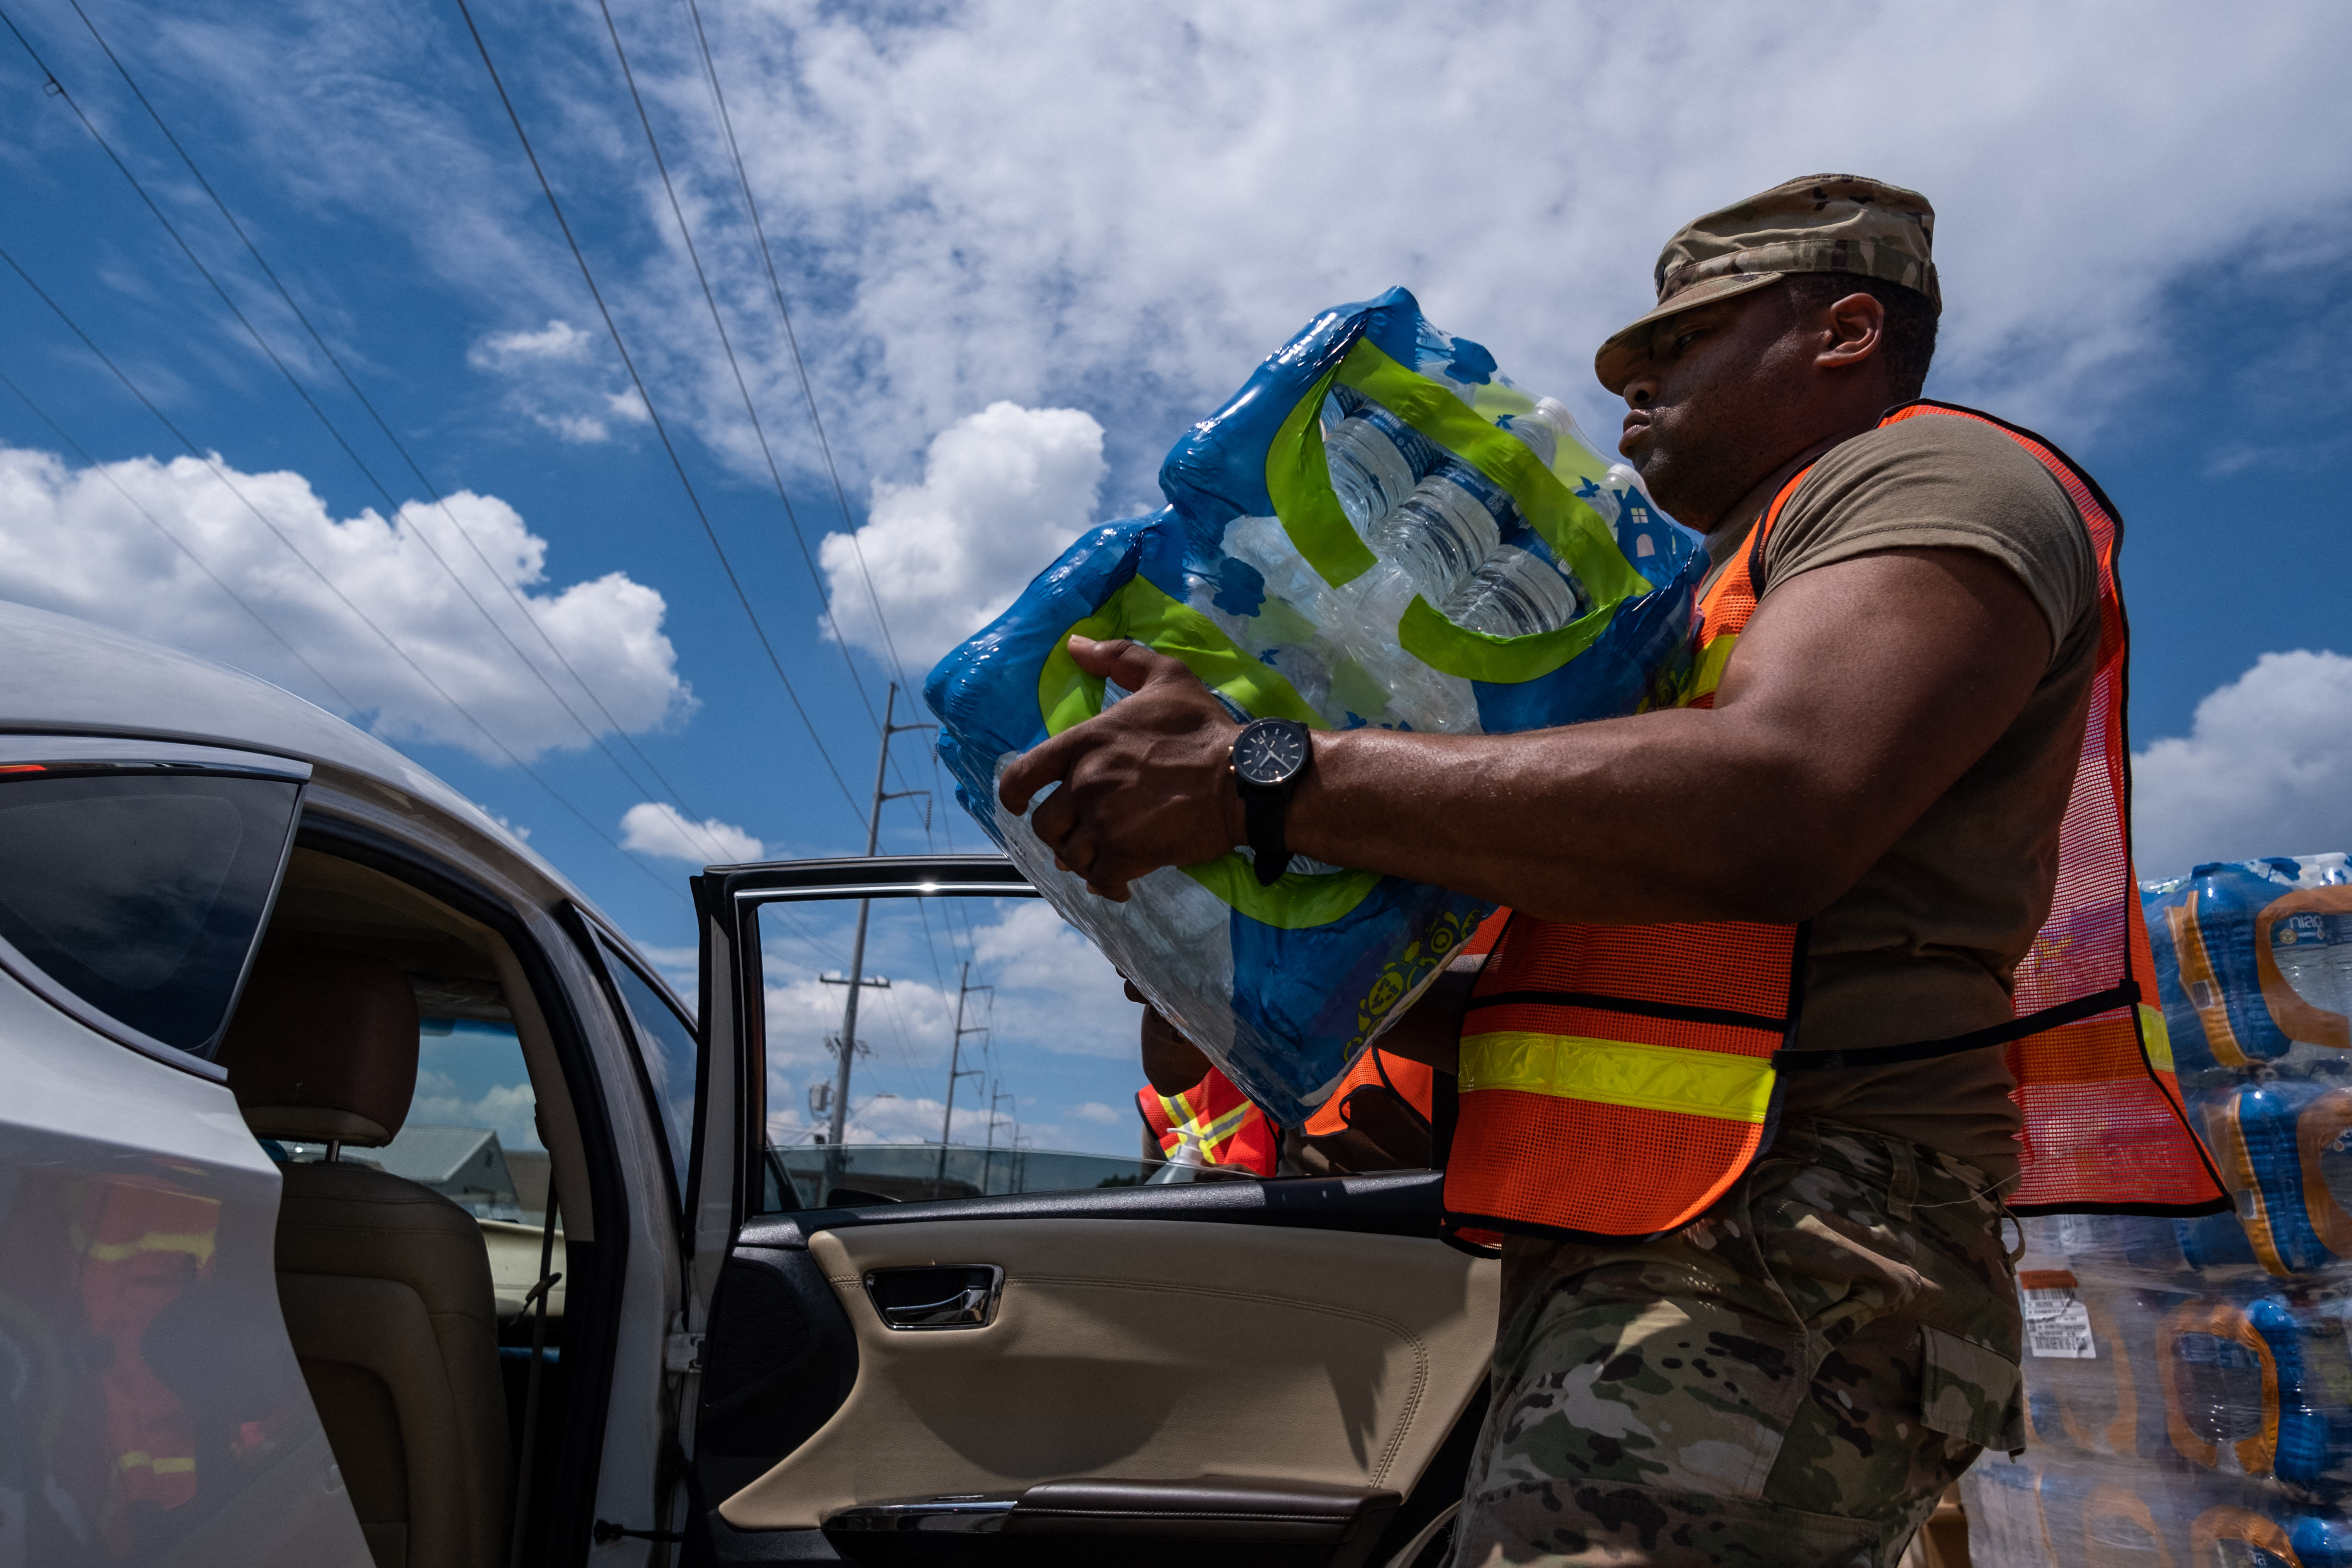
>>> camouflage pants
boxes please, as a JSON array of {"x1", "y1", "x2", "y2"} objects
[{"x1": 1452, "y1": 1118, "x2": 2026, "y2": 1568}]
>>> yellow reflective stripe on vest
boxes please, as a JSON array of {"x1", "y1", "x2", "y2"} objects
[
  {"x1": 1459, "y1": 1031, "x2": 1776, "y2": 1124},
  {"x1": 1686, "y1": 631, "x2": 1738, "y2": 705},
  {"x1": 1198, "y1": 1102, "x2": 1251, "y2": 1148},
  {"x1": 2138, "y1": 1004, "x2": 2175, "y2": 1075},
  {"x1": 84, "y1": 1228, "x2": 218, "y2": 1266},
  {"x1": 1159, "y1": 1092, "x2": 1252, "y2": 1160}
]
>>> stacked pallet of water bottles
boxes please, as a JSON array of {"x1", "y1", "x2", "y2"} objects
[{"x1": 1964, "y1": 853, "x2": 2352, "y2": 1566}]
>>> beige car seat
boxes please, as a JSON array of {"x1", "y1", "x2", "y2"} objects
[{"x1": 219, "y1": 947, "x2": 512, "y2": 1568}]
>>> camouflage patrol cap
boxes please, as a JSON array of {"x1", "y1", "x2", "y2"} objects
[{"x1": 1594, "y1": 173, "x2": 1940, "y2": 393}]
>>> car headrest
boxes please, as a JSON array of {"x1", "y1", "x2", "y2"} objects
[{"x1": 218, "y1": 947, "x2": 420, "y2": 1147}]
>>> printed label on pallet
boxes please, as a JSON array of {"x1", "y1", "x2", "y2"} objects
[{"x1": 2018, "y1": 1269, "x2": 2096, "y2": 1359}]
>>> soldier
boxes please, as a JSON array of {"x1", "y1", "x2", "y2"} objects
[{"x1": 1003, "y1": 174, "x2": 2190, "y2": 1564}]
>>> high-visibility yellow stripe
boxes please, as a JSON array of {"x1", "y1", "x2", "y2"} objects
[
  {"x1": 86, "y1": 1229, "x2": 217, "y2": 1266},
  {"x1": 1199, "y1": 1104, "x2": 1249, "y2": 1142},
  {"x1": 1459, "y1": 1031, "x2": 1776, "y2": 1124},
  {"x1": 1687, "y1": 632, "x2": 1738, "y2": 704},
  {"x1": 1160, "y1": 1092, "x2": 1254, "y2": 1163},
  {"x1": 2138, "y1": 1004, "x2": 2175, "y2": 1075},
  {"x1": 118, "y1": 1451, "x2": 196, "y2": 1475}
]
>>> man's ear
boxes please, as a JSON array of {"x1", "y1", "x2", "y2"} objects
[{"x1": 1817, "y1": 290, "x2": 1886, "y2": 372}]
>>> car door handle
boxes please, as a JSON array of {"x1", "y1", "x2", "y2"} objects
[
  {"x1": 863, "y1": 1265, "x2": 1005, "y2": 1330},
  {"x1": 885, "y1": 1286, "x2": 989, "y2": 1326}
]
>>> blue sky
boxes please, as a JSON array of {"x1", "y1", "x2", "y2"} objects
[{"x1": 2, "y1": 1, "x2": 2348, "y2": 1153}]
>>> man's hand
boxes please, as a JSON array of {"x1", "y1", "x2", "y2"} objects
[{"x1": 998, "y1": 636, "x2": 1245, "y2": 900}]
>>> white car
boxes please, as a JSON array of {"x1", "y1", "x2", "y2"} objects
[{"x1": 0, "y1": 599, "x2": 1495, "y2": 1568}]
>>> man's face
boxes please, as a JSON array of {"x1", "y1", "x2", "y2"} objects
[{"x1": 1615, "y1": 287, "x2": 1814, "y2": 532}]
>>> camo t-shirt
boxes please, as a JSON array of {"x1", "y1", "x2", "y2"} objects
[{"x1": 1717, "y1": 411, "x2": 2099, "y2": 1182}]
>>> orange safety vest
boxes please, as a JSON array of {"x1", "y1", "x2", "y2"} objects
[
  {"x1": 1304, "y1": 1048, "x2": 1437, "y2": 1140},
  {"x1": 75, "y1": 1177, "x2": 221, "y2": 1542},
  {"x1": 1139, "y1": 1067, "x2": 1280, "y2": 1175},
  {"x1": 1440, "y1": 401, "x2": 2227, "y2": 1243}
]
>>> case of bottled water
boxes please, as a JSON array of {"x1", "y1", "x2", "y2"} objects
[
  {"x1": 926, "y1": 287, "x2": 1705, "y2": 1122},
  {"x1": 1963, "y1": 851, "x2": 2352, "y2": 1565}
]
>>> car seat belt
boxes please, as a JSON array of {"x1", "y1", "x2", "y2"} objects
[{"x1": 508, "y1": 1187, "x2": 562, "y2": 1568}]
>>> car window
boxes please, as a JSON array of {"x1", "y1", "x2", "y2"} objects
[
  {"x1": 748, "y1": 893, "x2": 1167, "y2": 1210},
  {"x1": 278, "y1": 1016, "x2": 549, "y2": 1224},
  {"x1": 0, "y1": 769, "x2": 300, "y2": 1056},
  {"x1": 598, "y1": 940, "x2": 700, "y2": 1206}
]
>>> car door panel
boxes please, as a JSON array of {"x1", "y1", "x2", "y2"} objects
[
  {"x1": 690, "y1": 859, "x2": 1503, "y2": 1562},
  {"x1": 714, "y1": 1217, "x2": 1496, "y2": 1531},
  {"x1": 696, "y1": 1239, "x2": 863, "y2": 1506}
]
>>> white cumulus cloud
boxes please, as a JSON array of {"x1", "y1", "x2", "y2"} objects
[
  {"x1": 409, "y1": 1069, "x2": 542, "y2": 1153},
  {"x1": 468, "y1": 321, "x2": 653, "y2": 444},
  {"x1": 122, "y1": 1, "x2": 2352, "y2": 510},
  {"x1": 620, "y1": 801, "x2": 764, "y2": 864},
  {"x1": 819, "y1": 402, "x2": 1106, "y2": 670},
  {"x1": 544, "y1": 413, "x2": 615, "y2": 446},
  {"x1": 2133, "y1": 650, "x2": 2352, "y2": 878},
  {"x1": 467, "y1": 318, "x2": 594, "y2": 369},
  {"x1": 752, "y1": 896, "x2": 1143, "y2": 1156},
  {"x1": 0, "y1": 441, "x2": 689, "y2": 762}
]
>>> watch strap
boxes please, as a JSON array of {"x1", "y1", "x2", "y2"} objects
[{"x1": 1243, "y1": 786, "x2": 1290, "y2": 887}]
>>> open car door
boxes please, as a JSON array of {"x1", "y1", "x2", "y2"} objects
[{"x1": 682, "y1": 854, "x2": 1495, "y2": 1568}]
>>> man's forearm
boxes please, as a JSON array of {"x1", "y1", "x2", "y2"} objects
[
  {"x1": 1286, "y1": 708, "x2": 1817, "y2": 926},
  {"x1": 1003, "y1": 548, "x2": 2054, "y2": 923},
  {"x1": 1283, "y1": 548, "x2": 2057, "y2": 926}
]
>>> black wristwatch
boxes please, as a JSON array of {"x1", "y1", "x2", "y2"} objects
[{"x1": 1231, "y1": 717, "x2": 1313, "y2": 887}]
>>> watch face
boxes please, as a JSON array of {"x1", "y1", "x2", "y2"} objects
[{"x1": 1233, "y1": 719, "x2": 1309, "y2": 787}]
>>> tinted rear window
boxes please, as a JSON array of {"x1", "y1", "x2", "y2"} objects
[{"x1": 0, "y1": 771, "x2": 301, "y2": 1055}]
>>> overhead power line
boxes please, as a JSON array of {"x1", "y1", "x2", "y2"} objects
[
  {"x1": 450, "y1": 0, "x2": 868, "y2": 824},
  {"x1": 672, "y1": 0, "x2": 977, "y2": 876},
  {"x1": 5, "y1": 0, "x2": 742, "y2": 866},
  {"x1": 0, "y1": 241, "x2": 690, "y2": 910},
  {"x1": 611, "y1": 0, "x2": 978, "y2": 992},
  {"x1": 674, "y1": 0, "x2": 909, "y2": 692},
  {"x1": 61, "y1": 0, "x2": 725, "y2": 856},
  {"x1": 671, "y1": 0, "x2": 976, "y2": 904},
  {"x1": 600, "y1": 0, "x2": 879, "y2": 730},
  {"x1": 0, "y1": 365, "x2": 358, "y2": 710}
]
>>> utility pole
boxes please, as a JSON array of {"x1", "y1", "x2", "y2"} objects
[
  {"x1": 816, "y1": 974, "x2": 890, "y2": 1129},
  {"x1": 983, "y1": 1081, "x2": 1016, "y2": 1195},
  {"x1": 933, "y1": 962, "x2": 991, "y2": 1198},
  {"x1": 824, "y1": 682, "x2": 934, "y2": 1189}
]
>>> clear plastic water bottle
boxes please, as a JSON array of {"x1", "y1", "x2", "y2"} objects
[
  {"x1": 1217, "y1": 516, "x2": 1332, "y2": 635},
  {"x1": 1368, "y1": 467, "x2": 1508, "y2": 600},
  {"x1": 1443, "y1": 545, "x2": 1585, "y2": 638},
  {"x1": 1502, "y1": 411, "x2": 1558, "y2": 468},
  {"x1": 1145, "y1": 1126, "x2": 1213, "y2": 1183},
  {"x1": 1322, "y1": 405, "x2": 1420, "y2": 530},
  {"x1": 1501, "y1": 397, "x2": 1577, "y2": 470},
  {"x1": 2274, "y1": 909, "x2": 2351, "y2": 1021},
  {"x1": 1314, "y1": 559, "x2": 1417, "y2": 720}
]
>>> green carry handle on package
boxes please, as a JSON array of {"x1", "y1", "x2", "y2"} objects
[{"x1": 926, "y1": 287, "x2": 1705, "y2": 1124}]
